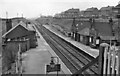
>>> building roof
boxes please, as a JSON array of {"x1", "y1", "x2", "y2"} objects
[
  {"x1": 115, "y1": 4, "x2": 120, "y2": 8},
  {"x1": 94, "y1": 22, "x2": 113, "y2": 36},
  {"x1": 2, "y1": 21, "x2": 35, "y2": 38},
  {"x1": 65, "y1": 8, "x2": 80, "y2": 13},
  {"x1": 74, "y1": 20, "x2": 114, "y2": 39},
  {"x1": 85, "y1": 7, "x2": 98, "y2": 12},
  {"x1": 99, "y1": 35, "x2": 116, "y2": 40},
  {"x1": 78, "y1": 27, "x2": 90, "y2": 36},
  {"x1": 100, "y1": 6, "x2": 114, "y2": 11}
]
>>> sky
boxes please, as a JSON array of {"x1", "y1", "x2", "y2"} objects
[{"x1": 0, "y1": 0, "x2": 119, "y2": 18}]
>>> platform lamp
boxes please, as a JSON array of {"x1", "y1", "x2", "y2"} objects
[
  {"x1": 50, "y1": 57, "x2": 55, "y2": 68},
  {"x1": 71, "y1": 17, "x2": 76, "y2": 39}
]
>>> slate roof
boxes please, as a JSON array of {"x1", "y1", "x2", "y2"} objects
[
  {"x1": 65, "y1": 8, "x2": 80, "y2": 13},
  {"x1": 115, "y1": 4, "x2": 120, "y2": 8},
  {"x1": 74, "y1": 20, "x2": 115, "y2": 40},
  {"x1": 2, "y1": 21, "x2": 35, "y2": 38},
  {"x1": 78, "y1": 27, "x2": 90, "y2": 36},
  {"x1": 94, "y1": 22, "x2": 113, "y2": 36},
  {"x1": 100, "y1": 6, "x2": 114, "y2": 11}
]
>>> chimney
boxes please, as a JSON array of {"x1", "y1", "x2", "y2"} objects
[
  {"x1": 109, "y1": 18, "x2": 114, "y2": 36},
  {"x1": 6, "y1": 19, "x2": 12, "y2": 32},
  {"x1": 89, "y1": 18, "x2": 95, "y2": 29},
  {"x1": 71, "y1": 18, "x2": 76, "y2": 32}
]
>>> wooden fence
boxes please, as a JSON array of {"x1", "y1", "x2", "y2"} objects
[
  {"x1": 2, "y1": 39, "x2": 30, "y2": 74},
  {"x1": 99, "y1": 43, "x2": 120, "y2": 76}
]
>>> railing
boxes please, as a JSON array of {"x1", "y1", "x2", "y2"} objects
[
  {"x1": 71, "y1": 56, "x2": 98, "y2": 76},
  {"x1": 71, "y1": 43, "x2": 120, "y2": 76}
]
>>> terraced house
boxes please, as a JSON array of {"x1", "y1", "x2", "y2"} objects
[
  {"x1": 84, "y1": 7, "x2": 99, "y2": 17},
  {"x1": 99, "y1": 6, "x2": 117, "y2": 18}
]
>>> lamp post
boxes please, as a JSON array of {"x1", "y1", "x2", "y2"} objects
[
  {"x1": 71, "y1": 18, "x2": 75, "y2": 39},
  {"x1": 75, "y1": 23, "x2": 78, "y2": 41}
]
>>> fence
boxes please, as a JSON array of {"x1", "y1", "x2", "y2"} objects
[
  {"x1": 2, "y1": 39, "x2": 30, "y2": 74},
  {"x1": 99, "y1": 43, "x2": 120, "y2": 76}
]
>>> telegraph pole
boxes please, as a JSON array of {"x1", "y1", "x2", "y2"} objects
[
  {"x1": 17, "y1": 13, "x2": 19, "y2": 17},
  {"x1": 22, "y1": 14, "x2": 23, "y2": 18},
  {"x1": 6, "y1": 11, "x2": 8, "y2": 19}
]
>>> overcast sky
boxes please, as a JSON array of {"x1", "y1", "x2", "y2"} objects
[{"x1": 0, "y1": 0, "x2": 119, "y2": 18}]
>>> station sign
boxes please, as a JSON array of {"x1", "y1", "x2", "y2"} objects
[{"x1": 46, "y1": 64, "x2": 61, "y2": 72}]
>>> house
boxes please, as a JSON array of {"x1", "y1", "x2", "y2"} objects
[
  {"x1": 99, "y1": 6, "x2": 116, "y2": 18},
  {"x1": 54, "y1": 8, "x2": 80, "y2": 18},
  {"x1": 84, "y1": 7, "x2": 99, "y2": 17}
]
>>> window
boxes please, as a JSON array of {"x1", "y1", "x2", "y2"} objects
[{"x1": 80, "y1": 35, "x2": 83, "y2": 41}]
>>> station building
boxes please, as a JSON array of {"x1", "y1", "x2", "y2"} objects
[
  {"x1": 2, "y1": 19, "x2": 38, "y2": 73},
  {"x1": 71, "y1": 18, "x2": 117, "y2": 48},
  {"x1": 2, "y1": 21, "x2": 37, "y2": 49}
]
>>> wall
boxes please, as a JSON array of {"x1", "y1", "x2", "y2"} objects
[{"x1": 2, "y1": 40, "x2": 30, "y2": 73}]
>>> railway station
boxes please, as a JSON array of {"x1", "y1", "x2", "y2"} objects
[{"x1": 1, "y1": 1, "x2": 120, "y2": 76}]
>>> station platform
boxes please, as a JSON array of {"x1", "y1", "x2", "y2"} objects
[
  {"x1": 43, "y1": 24, "x2": 99, "y2": 58},
  {"x1": 21, "y1": 24, "x2": 71, "y2": 74}
]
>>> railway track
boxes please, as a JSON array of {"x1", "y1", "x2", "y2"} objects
[{"x1": 35, "y1": 23, "x2": 98, "y2": 75}]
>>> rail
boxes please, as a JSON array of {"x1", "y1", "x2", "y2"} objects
[{"x1": 35, "y1": 24, "x2": 98, "y2": 75}]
